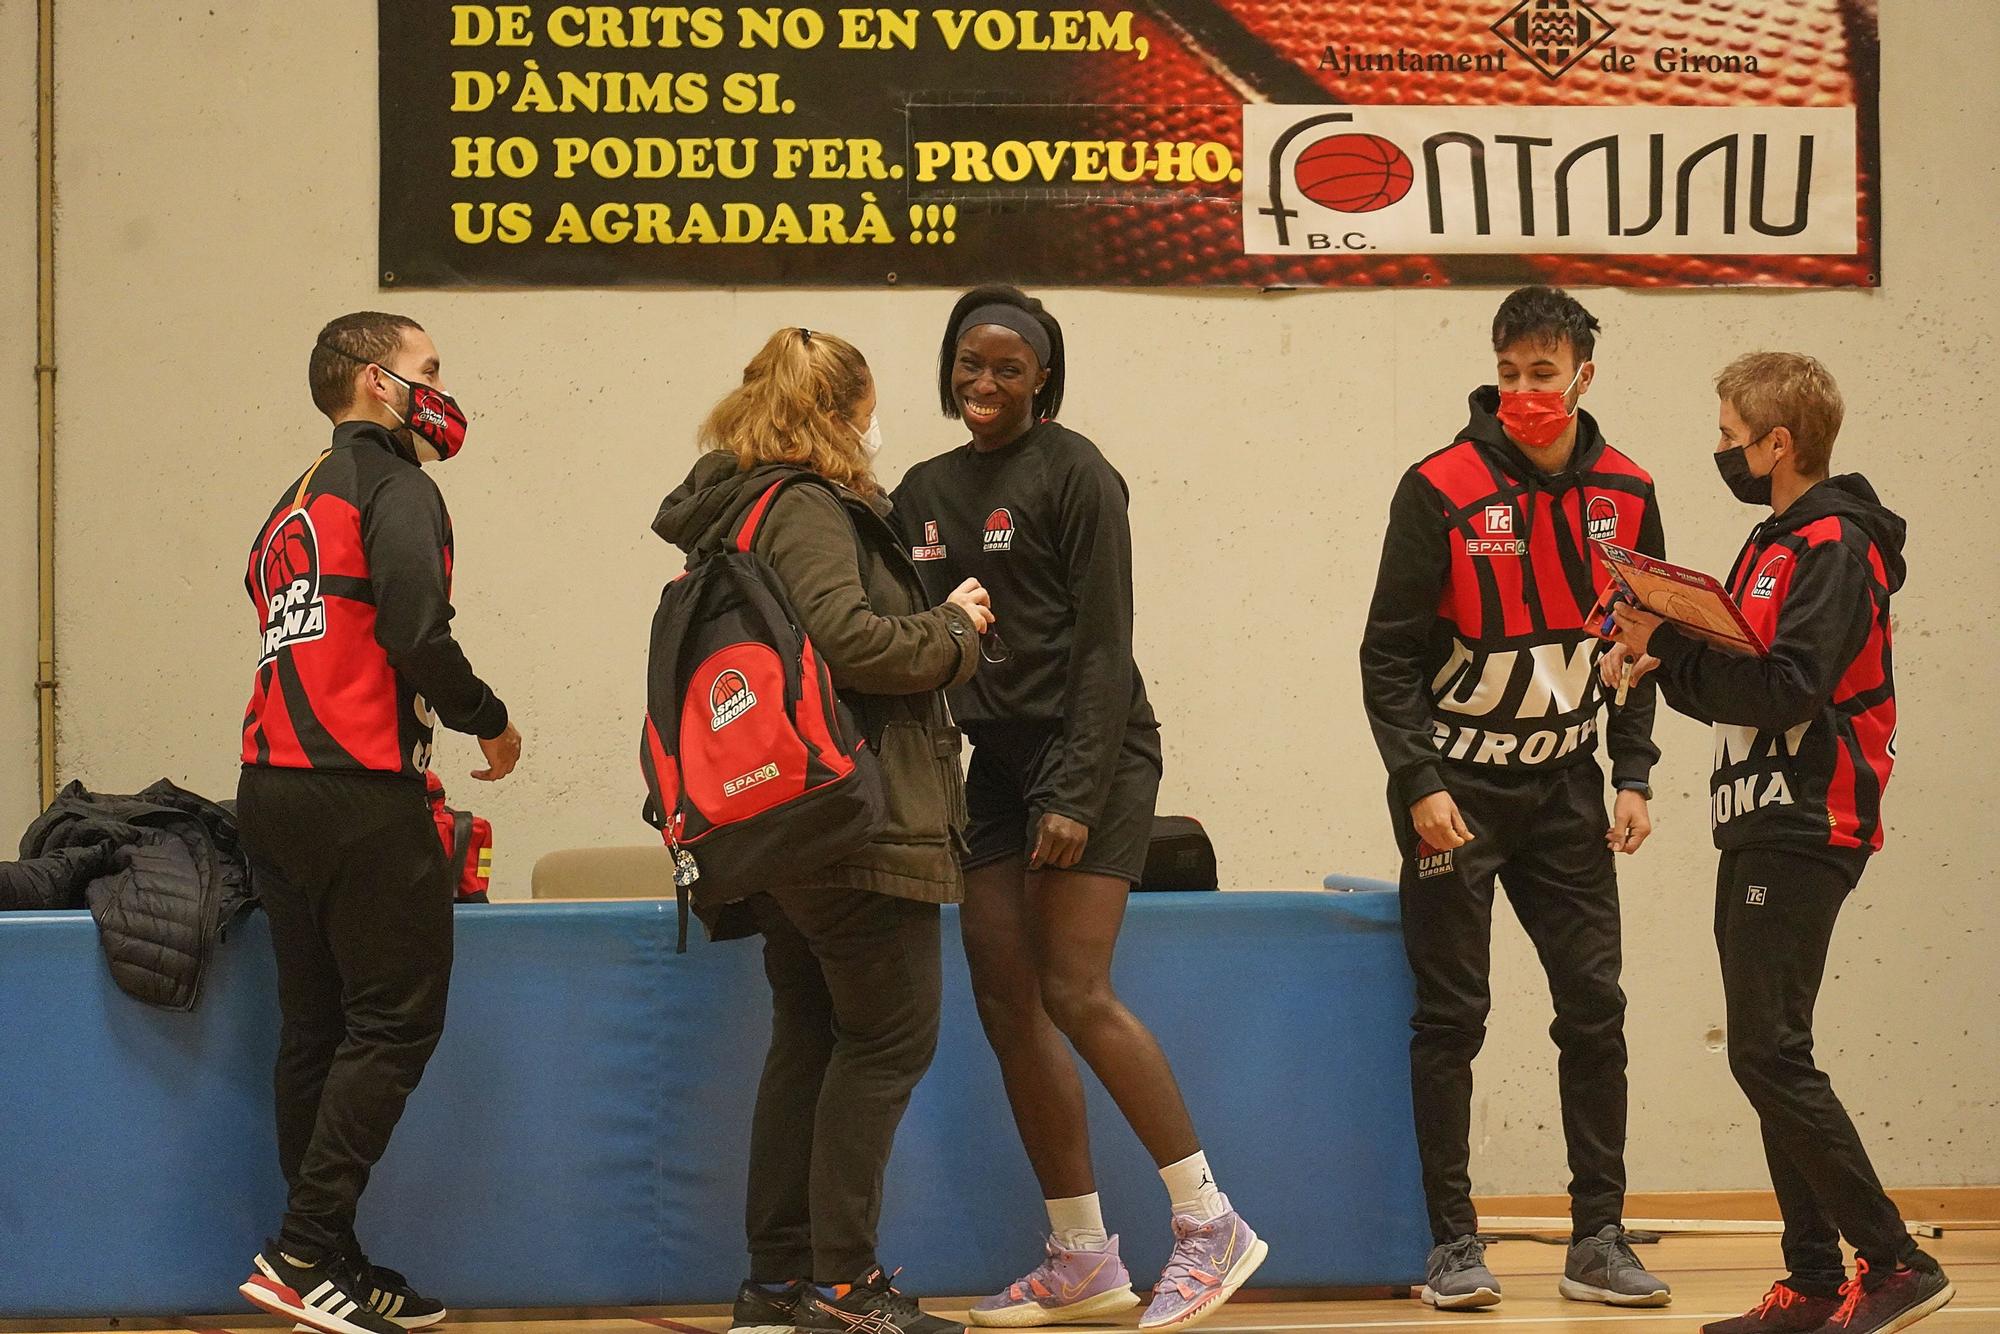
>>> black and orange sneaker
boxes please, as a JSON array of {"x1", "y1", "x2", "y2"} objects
[
  {"x1": 1820, "y1": 1256, "x2": 1953, "y2": 1333},
  {"x1": 240, "y1": 1245, "x2": 399, "y2": 1334},
  {"x1": 732, "y1": 1278, "x2": 811, "y2": 1334},
  {"x1": 1700, "y1": 1280, "x2": 1841, "y2": 1332},
  {"x1": 797, "y1": 1266, "x2": 965, "y2": 1334}
]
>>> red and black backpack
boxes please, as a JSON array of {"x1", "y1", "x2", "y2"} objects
[{"x1": 641, "y1": 475, "x2": 886, "y2": 948}]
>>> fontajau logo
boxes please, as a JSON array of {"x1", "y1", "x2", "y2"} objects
[
  {"x1": 1493, "y1": 0, "x2": 1614, "y2": 82},
  {"x1": 1243, "y1": 104, "x2": 1857, "y2": 258}
]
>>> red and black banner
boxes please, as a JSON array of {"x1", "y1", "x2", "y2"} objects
[{"x1": 379, "y1": 1, "x2": 1880, "y2": 288}]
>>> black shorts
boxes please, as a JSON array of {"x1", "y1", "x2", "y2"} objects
[{"x1": 962, "y1": 723, "x2": 1163, "y2": 883}]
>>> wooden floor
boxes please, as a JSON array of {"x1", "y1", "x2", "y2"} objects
[{"x1": 13, "y1": 1229, "x2": 1998, "y2": 1334}]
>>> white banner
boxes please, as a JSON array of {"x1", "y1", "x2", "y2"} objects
[{"x1": 1242, "y1": 105, "x2": 1857, "y2": 257}]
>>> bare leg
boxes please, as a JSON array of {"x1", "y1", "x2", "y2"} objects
[
  {"x1": 1028, "y1": 868, "x2": 1200, "y2": 1169},
  {"x1": 961, "y1": 856, "x2": 1097, "y2": 1197}
]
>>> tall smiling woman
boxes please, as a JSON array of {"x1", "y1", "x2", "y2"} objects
[{"x1": 891, "y1": 286, "x2": 1266, "y2": 1331}]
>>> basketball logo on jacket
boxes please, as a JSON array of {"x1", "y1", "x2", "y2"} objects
[
  {"x1": 256, "y1": 510, "x2": 328, "y2": 665},
  {"x1": 983, "y1": 508, "x2": 1015, "y2": 552}
]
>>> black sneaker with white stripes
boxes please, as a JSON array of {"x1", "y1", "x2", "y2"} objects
[
  {"x1": 289, "y1": 1262, "x2": 448, "y2": 1331},
  {"x1": 240, "y1": 1246, "x2": 399, "y2": 1334}
]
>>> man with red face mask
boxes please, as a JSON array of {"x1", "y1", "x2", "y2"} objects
[
  {"x1": 1359, "y1": 286, "x2": 1669, "y2": 1313},
  {"x1": 235, "y1": 312, "x2": 522, "y2": 1334}
]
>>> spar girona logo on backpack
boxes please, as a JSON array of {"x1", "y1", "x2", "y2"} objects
[
  {"x1": 641, "y1": 474, "x2": 888, "y2": 950},
  {"x1": 709, "y1": 669, "x2": 756, "y2": 729},
  {"x1": 983, "y1": 508, "x2": 1015, "y2": 552}
]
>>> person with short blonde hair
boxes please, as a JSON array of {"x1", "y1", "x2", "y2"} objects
[
  {"x1": 1713, "y1": 351, "x2": 1846, "y2": 478},
  {"x1": 1608, "y1": 356, "x2": 1953, "y2": 1334}
]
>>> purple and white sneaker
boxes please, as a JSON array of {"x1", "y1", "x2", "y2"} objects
[
  {"x1": 968, "y1": 1235, "x2": 1142, "y2": 1328},
  {"x1": 1139, "y1": 1212, "x2": 1268, "y2": 1330}
]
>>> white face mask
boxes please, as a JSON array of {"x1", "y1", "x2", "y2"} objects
[{"x1": 855, "y1": 414, "x2": 884, "y2": 458}]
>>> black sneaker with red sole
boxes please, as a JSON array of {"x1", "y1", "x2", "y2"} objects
[{"x1": 241, "y1": 1246, "x2": 400, "y2": 1334}]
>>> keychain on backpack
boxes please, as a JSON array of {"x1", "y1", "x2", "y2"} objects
[{"x1": 672, "y1": 845, "x2": 701, "y2": 888}]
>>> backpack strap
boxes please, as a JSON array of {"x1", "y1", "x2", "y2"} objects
[{"x1": 290, "y1": 450, "x2": 334, "y2": 514}]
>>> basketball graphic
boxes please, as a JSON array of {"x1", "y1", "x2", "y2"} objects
[
  {"x1": 1587, "y1": 496, "x2": 1619, "y2": 544},
  {"x1": 260, "y1": 512, "x2": 318, "y2": 605},
  {"x1": 709, "y1": 669, "x2": 757, "y2": 730},
  {"x1": 1293, "y1": 134, "x2": 1415, "y2": 215},
  {"x1": 256, "y1": 510, "x2": 328, "y2": 665},
  {"x1": 1752, "y1": 552, "x2": 1791, "y2": 600},
  {"x1": 983, "y1": 508, "x2": 1015, "y2": 552}
]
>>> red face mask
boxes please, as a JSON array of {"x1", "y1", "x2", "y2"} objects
[
  {"x1": 378, "y1": 365, "x2": 469, "y2": 461},
  {"x1": 1496, "y1": 365, "x2": 1584, "y2": 449}
]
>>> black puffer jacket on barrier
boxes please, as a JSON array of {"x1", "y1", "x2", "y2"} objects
[{"x1": 13, "y1": 779, "x2": 255, "y2": 1010}]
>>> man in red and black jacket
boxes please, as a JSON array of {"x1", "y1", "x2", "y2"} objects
[
  {"x1": 1608, "y1": 354, "x2": 1951, "y2": 1334},
  {"x1": 234, "y1": 312, "x2": 522, "y2": 1334},
  {"x1": 1360, "y1": 287, "x2": 1670, "y2": 1312}
]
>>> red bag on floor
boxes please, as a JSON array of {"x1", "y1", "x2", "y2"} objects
[{"x1": 426, "y1": 771, "x2": 492, "y2": 902}]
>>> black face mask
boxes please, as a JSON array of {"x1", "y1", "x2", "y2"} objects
[{"x1": 1716, "y1": 441, "x2": 1774, "y2": 506}]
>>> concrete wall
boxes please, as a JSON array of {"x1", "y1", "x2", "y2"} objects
[{"x1": 10, "y1": 0, "x2": 1995, "y2": 1195}]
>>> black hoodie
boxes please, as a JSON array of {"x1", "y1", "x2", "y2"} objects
[
  {"x1": 1649, "y1": 472, "x2": 1906, "y2": 858},
  {"x1": 1360, "y1": 388, "x2": 1666, "y2": 810}
]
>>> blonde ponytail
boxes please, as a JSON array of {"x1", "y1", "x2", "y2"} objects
[{"x1": 698, "y1": 327, "x2": 877, "y2": 495}]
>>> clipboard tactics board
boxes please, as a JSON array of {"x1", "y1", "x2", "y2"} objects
[{"x1": 1593, "y1": 541, "x2": 1770, "y2": 658}]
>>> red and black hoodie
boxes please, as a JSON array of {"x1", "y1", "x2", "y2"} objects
[
  {"x1": 1361, "y1": 387, "x2": 1665, "y2": 809},
  {"x1": 241, "y1": 421, "x2": 507, "y2": 780},
  {"x1": 1649, "y1": 473, "x2": 1905, "y2": 859}
]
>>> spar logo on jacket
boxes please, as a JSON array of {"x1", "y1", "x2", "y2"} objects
[{"x1": 1409, "y1": 423, "x2": 1660, "y2": 772}]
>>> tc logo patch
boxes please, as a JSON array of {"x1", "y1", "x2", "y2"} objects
[
  {"x1": 911, "y1": 517, "x2": 947, "y2": 561},
  {"x1": 709, "y1": 669, "x2": 757, "y2": 730},
  {"x1": 1746, "y1": 884, "x2": 1768, "y2": 906},
  {"x1": 983, "y1": 508, "x2": 1015, "y2": 552},
  {"x1": 1415, "y1": 838, "x2": 1455, "y2": 879},
  {"x1": 1468, "y1": 504, "x2": 1525, "y2": 556}
]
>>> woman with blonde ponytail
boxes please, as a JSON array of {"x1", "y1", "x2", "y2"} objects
[{"x1": 654, "y1": 327, "x2": 992, "y2": 1334}]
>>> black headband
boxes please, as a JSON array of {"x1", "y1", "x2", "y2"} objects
[{"x1": 956, "y1": 304, "x2": 1051, "y2": 367}]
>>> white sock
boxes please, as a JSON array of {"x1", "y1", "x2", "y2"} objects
[
  {"x1": 1160, "y1": 1150, "x2": 1231, "y2": 1223},
  {"x1": 1045, "y1": 1193, "x2": 1110, "y2": 1250}
]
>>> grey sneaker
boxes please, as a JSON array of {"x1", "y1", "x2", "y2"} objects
[
  {"x1": 1559, "y1": 1225, "x2": 1672, "y2": 1307},
  {"x1": 1420, "y1": 1235, "x2": 1501, "y2": 1310}
]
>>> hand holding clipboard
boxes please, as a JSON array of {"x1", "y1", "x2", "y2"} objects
[
  {"x1": 1592, "y1": 544, "x2": 1768, "y2": 704},
  {"x1": 1591, "y1": 540, "x2": 1768, "y2": 698}
]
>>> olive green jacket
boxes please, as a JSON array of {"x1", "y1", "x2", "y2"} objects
[{"x1": 653, "y1": 454, "x2": 977, "y2": 921}]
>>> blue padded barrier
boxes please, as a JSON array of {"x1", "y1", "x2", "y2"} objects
[
  {"x1": 0, "y1": 891, "x2": 1426, "y2": 1316},
  {"x1": 1323, "y1": 873, "x2": 1397, "y2": 893}
]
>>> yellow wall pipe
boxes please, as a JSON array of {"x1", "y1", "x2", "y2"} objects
[{"x1": 35, "y1": 0, "x2": 57, "y2": 807}]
